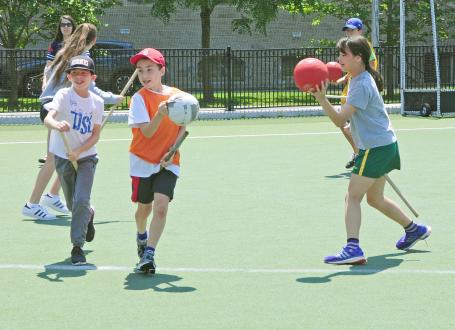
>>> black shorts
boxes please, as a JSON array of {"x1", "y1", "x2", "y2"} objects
[
  {"x1": 131, "y1": 169, "x2": 178, "y2": 204},
  {"x1": 40, "y1": 100, "x2": 52, "y2": 123}
]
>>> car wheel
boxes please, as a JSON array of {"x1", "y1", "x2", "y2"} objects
[
  {"x1": 23, "y1": 74, "x2": 43, "y2": 98},
  {"x1": 112, "y1": 72, "x2": 137, "y2": 95}
]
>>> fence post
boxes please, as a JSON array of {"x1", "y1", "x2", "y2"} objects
[{"x1": 226, "y1": 46, "x2": 233, "y2": 111}]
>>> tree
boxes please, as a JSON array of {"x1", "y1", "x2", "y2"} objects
[
  {"x1": 142, "y1": 0, "x2": 302, "y2": 101},
  {"x1": 285, "y1": 0, "x2": 455, "y2": 47},
  {"x1": 0, "y1": 0, "x2": 119, "y2": 108}
]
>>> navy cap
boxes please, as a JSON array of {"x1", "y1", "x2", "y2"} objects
[
  {"x1": 342, "y1": 17, "x2": 363, "y2": 31},
  {"x1": 66, "y1": 55, "x2": 95, "y2": 73}
]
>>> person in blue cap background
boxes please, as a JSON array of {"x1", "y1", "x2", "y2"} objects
[{"x1": 336, "y1": 17, "x2": 378, "y2": 169}]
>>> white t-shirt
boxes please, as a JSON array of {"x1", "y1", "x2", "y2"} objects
[
  {"x1": 128, "y1": 86, "x2": 180, "y2": 178},
  {"x1": 46, "y1": 87, "x2": 104, "y2": 160}
]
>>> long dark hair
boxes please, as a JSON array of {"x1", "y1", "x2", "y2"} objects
[
  {"x1": 337, "y1": 36, "x2": 383, "y2": 92},
  {"x1": 54, "y1": 15, "x2": 76, "y2": 42}
]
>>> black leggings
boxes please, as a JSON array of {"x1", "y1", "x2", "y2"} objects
[{"x1": 39, "y1": 100, "x2": 52, "y2": 122}]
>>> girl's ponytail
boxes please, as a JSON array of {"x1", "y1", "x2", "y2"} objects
[{"x1": 366, "y1": 62, "x2": 383, "y2": 92}]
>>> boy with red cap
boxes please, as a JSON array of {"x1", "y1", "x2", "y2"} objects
[{"x1": 128, "y1": 48, "x2": 187, "y2": 274}]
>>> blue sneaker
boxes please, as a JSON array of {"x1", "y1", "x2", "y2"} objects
[
  {"x1": 136, "y1": 250, "x2": 156, "y2": 274},
  {"x1": 137, "y1": 238, "x2": 147, "y2": 258},
  {"x1": 324, "y1": 244, "x2": 367, "y2": 265},
  {"x1": 396, "y1": 224, "x2": 432, "y2": 250}
]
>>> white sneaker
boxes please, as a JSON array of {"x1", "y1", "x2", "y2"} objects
[
  {"x1": 22, "y1": 203, "x2": 56, "y2": 220},
  {"x1": 40, "y1": 193, "x2": 69, "y2": 214}
]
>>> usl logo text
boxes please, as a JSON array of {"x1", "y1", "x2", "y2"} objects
[{"x1": 71, "y1": 111, "x2": 92, "y2": 134}]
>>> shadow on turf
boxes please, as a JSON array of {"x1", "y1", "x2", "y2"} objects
[
  {"x1": 296, "y1": 250, "x2": 430, "y2": 284},
  {"x1": 22, "y1": 217, "x2": 131, "y2": 227},
  {"x1": 124, "y1": 273, "x2": 196, "y2": 293},
  {"x1": 325, "y1": 171, "x2": 351, "y2": 179},
  {"x1": 36, "y1": 250, "x2": 94, "y2": 282},
  {"x1": 22, "y1": 216, "x2": 71, "y2": 226}
]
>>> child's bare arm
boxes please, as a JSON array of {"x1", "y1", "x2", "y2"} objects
[
  {"x1": 336, "y1": 74, "x2": 349, "y2": 85},
  {"x1": 44, "y1": 109, "x2": 71, "y2": 132},
  {"x1": 310, "y1": 81, "x2": 354, "y2": 128},
  {"x1": 139, "y1": 101, "x2": 168, "y2": 138}
]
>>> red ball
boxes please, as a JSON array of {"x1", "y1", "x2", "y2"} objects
[
  {"x1": 326, "y1": 61, "x2": 343, "y2": 82},
  {"x1": 293, "y1": 58, "x2": 329, "y2": 92}
]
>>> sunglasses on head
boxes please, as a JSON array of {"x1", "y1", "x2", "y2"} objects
[{"x1": 60, "y1": 22, "x2": 72, "y2": 28}]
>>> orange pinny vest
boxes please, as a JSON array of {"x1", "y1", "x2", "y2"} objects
[{"x1": 129, "y1": 87, "x2": 181, "y2": 165}]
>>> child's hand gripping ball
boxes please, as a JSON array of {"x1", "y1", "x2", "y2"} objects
[
  {"x1": 167, "y1": 92, "x2": 200, "y2": 126},
  {"x1": 293, "y1": 57, "x2": 329, "y2": 92}
]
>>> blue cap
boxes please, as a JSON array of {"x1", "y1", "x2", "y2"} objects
[{"x1": 342, "y1": 18, "x2": 363, "y2": 31}]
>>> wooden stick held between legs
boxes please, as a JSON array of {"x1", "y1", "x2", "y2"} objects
[
  {"x1": 385, "y1": 174, "x2": 419, "y2": 218},
  {"x1": 60, "y1": 131, "x2": 78, "y2": 170}
]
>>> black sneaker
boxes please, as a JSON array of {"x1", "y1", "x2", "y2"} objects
[
  {"x1": 86, "y1": 207, "x2": 95, "y2": 242},
  {"x1": 71, "y1": 246, "x2": 86, "y2": 265},
  {"x1": 137, "y1": 239, "x2": 147, "y2": 258},
  {"x1": 136, "y1": 250, "x2": 156, "y2": 274},
  {"x1": 38, "y1": 156, "x2": 47, "y2": 164},
  {"x1": 345, "y1": 153, "x2": 357, "y2": 169}
]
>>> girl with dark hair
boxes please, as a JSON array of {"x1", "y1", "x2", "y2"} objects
[
  {"x1": 310, "y1": 35, "x2": 431, "y2": 265},
  {"x1": 47, "y1": 15, "x2": 77, "y2": 62},
  {"x1": 42, "y1": 15, "x2": 77, "y2": 89},
  {"x1": 38, "y1": 16, "x2": 77, "y2": 165},
  {"x1": 337, "y1": 17, "x2": 378, "y2": 169}
]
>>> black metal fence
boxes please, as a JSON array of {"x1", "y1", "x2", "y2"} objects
[{"x1": 1, "y1": 45, "x2": 453, "y2": 112}]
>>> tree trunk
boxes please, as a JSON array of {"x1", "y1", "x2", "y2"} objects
[{"x1": 200, "y1": 3, "x2": 214, "y2": 103}]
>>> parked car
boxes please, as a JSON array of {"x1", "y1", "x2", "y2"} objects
[
  {"x1": 90, "y1": 40, "x2": 137, "y2": 94},
  {"x1": 0, "y1": 40, "x2": 137, "y2": 98}
]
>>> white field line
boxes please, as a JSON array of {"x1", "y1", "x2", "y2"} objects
[
  {"x1": 1, "y1": 126, "x2": 455, "y2": 146},
  {"x1": 0, "y1": 263, "x2": 455, "y2": 275}
]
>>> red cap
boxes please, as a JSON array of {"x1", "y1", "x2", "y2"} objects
[{"x1": 130, "y1": 48, "x2": 166, "y2": 67}]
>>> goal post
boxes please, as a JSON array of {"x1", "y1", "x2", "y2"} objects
[{"x1": 400, "y1": 0, "x2": 455, "y2": 117}]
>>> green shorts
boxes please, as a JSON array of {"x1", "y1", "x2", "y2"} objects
[{"x1": 352, "y1": 141, "x2": 401, "y2": 178}]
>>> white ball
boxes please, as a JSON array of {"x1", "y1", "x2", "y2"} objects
[{"x1": 167, "y1": 92, "x2": 200, "y2": 126}]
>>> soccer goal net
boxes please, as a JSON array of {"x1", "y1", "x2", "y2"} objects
[{"x1": 400, "y1": 0, "x2": 455, "y2": 117}]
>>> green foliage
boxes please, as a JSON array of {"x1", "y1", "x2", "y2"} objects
[
  {"x1": 307, "y1": 38, "x2": 336, "y2": 47},
  {"x1": 0, "y1": 0, "x2": 120, "y2": 48},
  {"x1": 230, "y1": 1, "x2": 285, "y2": 35},
  {"x1": 285, "y1": 0, "x2": 455, "y2": 46},
  {"x1": 143, "y1": 0, "x2": 305, "y2": 39}
]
